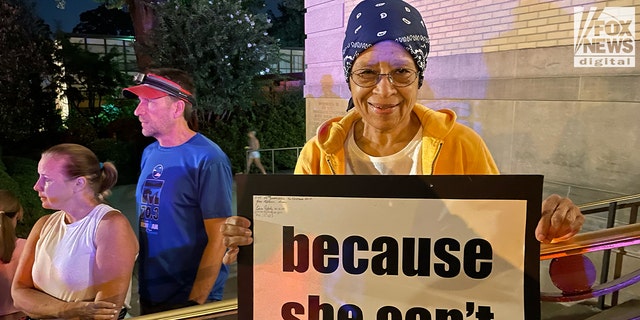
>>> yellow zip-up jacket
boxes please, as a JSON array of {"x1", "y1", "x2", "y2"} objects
[{"x1": 294, "y1": 103, "x2": 499, "y2": 175}]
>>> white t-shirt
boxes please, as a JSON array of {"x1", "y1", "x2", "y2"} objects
[{"x1": 345, "y1": 125, "x2": 423, "y2": 175}]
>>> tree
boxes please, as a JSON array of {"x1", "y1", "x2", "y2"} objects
[
  {"x1": 268, "y1": 0, "x2": 304, "y2": 47},
  {"x1": 0, "y1": 0, "x2": 61, "y2": 151},
  {"x1": 101, "y1": 0, "x2": 267, "y2": 70},
  {"x1": 201, "y1": 80, "x2": 306, "y2": 173},
  {"x1": 56, "y1": 34, "x2": 130, "y2": 142},
  {"x1": 58, "y1": 0, "x2": 277, "y2": 70},
  {"x1": 72, "y1": 4, "x2": 134, "y2": 35},
  {"x1": 147, "y1": 0, "x2": 279, "y2": 120}
]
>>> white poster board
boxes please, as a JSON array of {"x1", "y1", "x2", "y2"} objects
[{"x1": 236, "y1": 175, "x2": 542, "y2": 319}]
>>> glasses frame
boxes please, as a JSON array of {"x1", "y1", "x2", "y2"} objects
[{"x1": 349, "y1": 69, "x2": 419, "y2": 88}]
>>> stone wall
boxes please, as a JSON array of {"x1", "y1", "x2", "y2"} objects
[{"x1": 304, "y1": 0, "x2": 640, "y2": 204}]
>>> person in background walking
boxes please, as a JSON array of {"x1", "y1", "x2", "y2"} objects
[{"x1": 246, "y1": 130, "x2": 267, "y2": 174}]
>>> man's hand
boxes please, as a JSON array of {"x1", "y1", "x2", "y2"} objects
[
  {"x1": 535, "y1": 194, "x2": 584, "y2": 243},
  {"x1": 220, "y1": 216, "x2": 253, "y2": 264}
]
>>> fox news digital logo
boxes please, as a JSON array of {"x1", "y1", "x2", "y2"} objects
[{"x1": 574, "y1": 7, "x2": 635, "y2": 67}]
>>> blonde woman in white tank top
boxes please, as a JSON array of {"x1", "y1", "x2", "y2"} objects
[{"x1": 12, "y1": 144, "x2": 138, "y2": 320}]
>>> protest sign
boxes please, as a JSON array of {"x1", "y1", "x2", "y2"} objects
[{"x1": 236, "y1": 175, "x2": 542, "y2": 319}]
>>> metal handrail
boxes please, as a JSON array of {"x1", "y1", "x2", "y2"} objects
[
  {"x1": 579, "y1": 193, "x2": 640, "y2": 210},
  {"x1": 128, "y1": 298, "x2": 238, "y2": 320},
  {"x1": 540, "y1": 224, "x2": 640, "y2": 260},
  {"x1": 545, "y1": 193, "x2": 640, "y2": 309},
  {"x1": 540, "y1": 224, "x2": 640, "y2": 303}
]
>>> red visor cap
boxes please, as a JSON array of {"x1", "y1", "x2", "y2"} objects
[
  {"x1": 122, "y1": 73, "x2": 193, "y2": 102},
  {"x1": 122, "y1": 84, "x2": 169, "y2": 100}
]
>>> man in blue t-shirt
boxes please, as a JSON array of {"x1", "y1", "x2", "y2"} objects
[{"x1": 123, "y1": 68, "x2": 233, "y2": 314}]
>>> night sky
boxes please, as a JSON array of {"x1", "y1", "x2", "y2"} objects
[
  {"x1": 36, "y1": 0, "x2": 281, "y2": 33},
  {"x1": 36, "y1": 0, "x2": 101, "y2": 33}
]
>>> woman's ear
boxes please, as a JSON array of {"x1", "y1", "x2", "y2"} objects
[{"x1": 74, "y1": 176, "x2": 87, "y2": 192}]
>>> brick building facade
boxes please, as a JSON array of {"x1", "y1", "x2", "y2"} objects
[{"x1": 303, "y1": 0, "x2": 640, "y2": 204}]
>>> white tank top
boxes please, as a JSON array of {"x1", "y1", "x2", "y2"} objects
[{"x1": 32, "y1": 203, "x2": 131, "y2": 304}]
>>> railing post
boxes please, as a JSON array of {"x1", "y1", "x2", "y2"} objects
[
  {"x1": 611, "y1": 204, "x2": 640, "y2": 306},
  {"x1": 271, "y1": 150, "x2": 275, "y2": 174},
  {"x1": 245, "y1": 149, "x2": 249, "y2": 174},
  {"x1": 597, "y1": 201, "x2": 618, "y2": 309},
  {"x1": 632, "y1": 205, "x2": 639, "y2": 224}
]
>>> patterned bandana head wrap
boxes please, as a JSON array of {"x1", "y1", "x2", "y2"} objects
[{"x1": 342, "y1": 0, "x2": 430, "y2": 89}]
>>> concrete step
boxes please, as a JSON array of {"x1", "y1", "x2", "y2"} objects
[
  {"x1": 541, "y1": 299, "x2": 640, "y2": 320},
  {"x1": 584, "y1": 299, "x2": 640, "y2": 320},
  {"x1": 541, "y1": 301, "x2": 600, "y2": 320}
]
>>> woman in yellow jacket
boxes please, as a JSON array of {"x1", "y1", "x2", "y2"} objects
[
  {"x1": 294, "y1": 104, "x2": 498, "y2": 176},
  {"x1": 221, "y1": 0, "x2": 583, "y2": 264}
]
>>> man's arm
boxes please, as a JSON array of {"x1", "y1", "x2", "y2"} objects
[{"x1": 189, "y1": 217, "x2": 227, "y2": 303}]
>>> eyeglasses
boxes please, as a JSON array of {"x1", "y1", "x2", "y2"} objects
[{"x1": 349, "y1": 69, "x2": 418, "y2": 88}]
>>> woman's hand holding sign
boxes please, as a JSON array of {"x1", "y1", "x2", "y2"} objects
[{"x1": 535, "y1": 194, "x2": 584, "y2": 244}]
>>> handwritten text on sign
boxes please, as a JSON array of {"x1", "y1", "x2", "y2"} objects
[{"x1": 252, "y1": 196, "x2": 527, "y2": 319}]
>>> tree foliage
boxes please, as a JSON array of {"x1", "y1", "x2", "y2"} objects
[
  {"x1": 147, "y1": 0, "x2": 280, "y2": 119},
  {"x1": 268, "y1": 0, "x2": 304, "y2": 47},
  {"x1": 72, "y1": 4, "x2": 134, "y2": 36},
  {"x1": 54, "y1": 35, "x2": 145, "y2": 183},
  {"x1": 0, "y1": 155, "x2": 49, "y2": 238},
  {"x1": 56, "y1": 34, "x2": 129, "y2": 141},
  {"x1": 0, "y1": 0, "x2": 61, "y2": 149},
  {"x1": 201, "y1": 81, "x2": 306, "y2": 174},
  {"x1": 93, "y1": 0, "x2": 269, "y2": 70}
]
